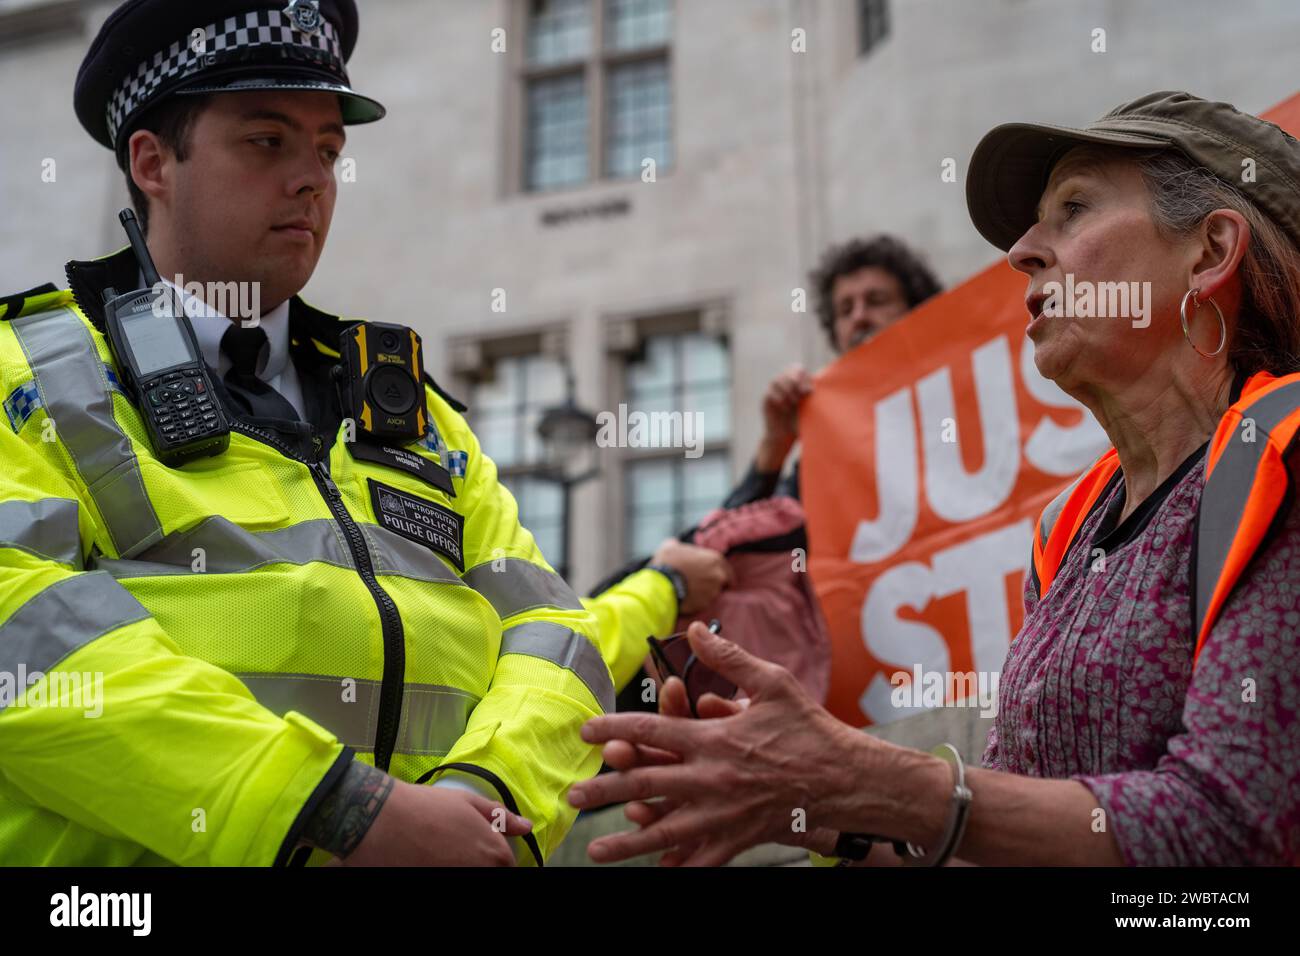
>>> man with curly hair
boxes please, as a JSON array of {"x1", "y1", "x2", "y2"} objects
[{"x1": 723, "y1": 235, "x2": 943, "y2": 507}]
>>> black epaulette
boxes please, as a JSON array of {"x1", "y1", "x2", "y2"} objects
[{"x1": 0, "y1": 283, "x2": 59, "y2": 321}]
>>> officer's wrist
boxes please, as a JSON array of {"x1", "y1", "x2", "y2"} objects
[
  {"x1": 302, "y1": 760, "x2": 395, "y2": 858},
  {"x1": 645, "y1": 563, "x2": 686, "y2": 615}
]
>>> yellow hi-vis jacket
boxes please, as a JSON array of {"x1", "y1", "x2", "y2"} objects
[
  {"x1": 0, "y1": 249, "x2": 613, "y2": 866},
  {"x1": 583, "y1": 569, "x2": 678, "y2": 694}
]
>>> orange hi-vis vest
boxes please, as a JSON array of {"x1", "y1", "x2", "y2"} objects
[{"x1": 1030, "y1": 370, "x2": 1300, "y2": 665}]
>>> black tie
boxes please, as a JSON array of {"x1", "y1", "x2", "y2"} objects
[{"x1": 220, "y1": 324, "x2": 301, "y2": 422}]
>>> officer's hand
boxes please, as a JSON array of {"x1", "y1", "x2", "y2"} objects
[
  {"x1": 336, "y1": 781, "x2": 530, "y2": 866},
  {"x1": 756, "y1": 365, "x2": 812, "y2": 471},
  {"x1": 650, "y1": 539, "x2": 732, "y2": 614}
]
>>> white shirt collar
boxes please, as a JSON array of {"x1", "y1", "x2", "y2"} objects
[{"x1": 147, "y1": 273, "x2": 292, "y2": 379}]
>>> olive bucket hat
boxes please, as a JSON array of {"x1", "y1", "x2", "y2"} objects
[{"x1": 966, "y1": 90, "x2": 1300, "y2": 253}]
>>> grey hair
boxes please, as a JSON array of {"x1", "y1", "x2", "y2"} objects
[{"x1": 1135, "y1": 149, "x2": 1300, "y2": 377}]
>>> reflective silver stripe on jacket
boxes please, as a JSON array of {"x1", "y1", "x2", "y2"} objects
[
  {"x1": 237, "y1": 673, "x2": 479, "y2": 756},
  {"x1": 0, "y1": 498, "x2": 83, "y2": 567},
  {"x1": 462, "y1": 557, "x2": 584, "y2": 619},
  {"x1": 360, "y1": 523, "x2": 465, "y2": 586},
  {"x1": 0, "y1": 572, "x2": 151, "y2": 703},
  {"x1": 92, "y1": 517, "x2": 352, "y2": 577},
  {"x1": 1196, "y1": 381, "x2": 1300, "y2": 636},
  {"x1": 92, "y1": 516, "x2": 463, "y2": 588},
  {"x1": 1036, "y1": 479, "x2": 1079, "y2": 552},
  {"x1": 499, "y1": 621, "x2": 614, "y2": 714},
  {"x1": 11, "y1": 308, "x2": 162, "y2": 558}
]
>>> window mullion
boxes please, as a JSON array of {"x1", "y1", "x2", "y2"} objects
[{"x1": 589, "y1": 0, "x2": 607, "y2": 181}]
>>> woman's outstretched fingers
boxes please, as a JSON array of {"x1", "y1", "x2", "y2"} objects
[
  {"x1": 568, "y1": 764, "x2": 692, "y2": 809},
  {"x1": 658, "y1": 844, "x2": 698, "y2": 867},
  {"x1": 581, "y1": 710, "x2": 694, "y2": 747},
  {"x1": 695, "y1": 692, "x2": 744, "y2": 718},
  {"x1": 588, "y1": 806, "x2": 714, "y2": 864},
  {"x1": 660, "y1": 675, "x2": 691, "y2": 717},
  {"x1": 624, "y1": 798, "x2": 675, "y2": 827},
  {"x1": 685, "y1": 620, "x2": 786, "y2": 695},
  {"x1": 602, "y1": 739, "x2": 682, "y2": 770}
]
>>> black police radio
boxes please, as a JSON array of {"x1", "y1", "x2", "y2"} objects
[
  {"x1": 335, "y1": 322, "x2": 427, "y2": 444},
  {"x1": 103, "y1": 209, "x2": 230, "y2": 466}
]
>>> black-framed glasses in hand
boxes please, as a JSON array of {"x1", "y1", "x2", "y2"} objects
[{"x1": 645, "y1": 620, "x2": 738, "y2": 718}]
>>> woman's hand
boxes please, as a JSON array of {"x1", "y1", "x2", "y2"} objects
[
  {"x1": 569, "y1": 621, "x2": 878, "y2": 865},
  {"x1": 605, "y1": 677, "x2": 839, "y2": 863}
]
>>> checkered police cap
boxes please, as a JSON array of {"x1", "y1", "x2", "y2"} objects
[{"x1": 75, "y1": 0, "x2": 385, "y2": 152}]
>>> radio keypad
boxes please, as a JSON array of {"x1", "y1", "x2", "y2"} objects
[{"x1": 144, "y1": 369, "x2": 219, "y2": 444}]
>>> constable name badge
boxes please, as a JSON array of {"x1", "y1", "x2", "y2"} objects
[
  {"x1": 368, "y1": 479, "x2": 465, "y2": 572},
  {"x1": 349, "y1": 441, "x2": 456, "y2": 497}
]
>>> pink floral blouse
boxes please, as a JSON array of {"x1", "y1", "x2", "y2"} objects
[{"x1": 982, "y1": 443, "x2": 1300, "y2": 865}]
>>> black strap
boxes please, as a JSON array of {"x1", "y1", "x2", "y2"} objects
[
  {"x1": 415, "y1": 762, "x2": 546, "y2": 867},
  {"x1": 0, "y1": 282, "x2": 58, "y2": 320}
]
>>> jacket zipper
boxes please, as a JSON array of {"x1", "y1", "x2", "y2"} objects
[{"x1": 228, "y1": 419, "x2": 406, "y2": 772}]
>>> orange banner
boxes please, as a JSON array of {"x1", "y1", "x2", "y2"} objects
[{"x1": 801, "y1": 91, "x2": 1300, "y2": 728}]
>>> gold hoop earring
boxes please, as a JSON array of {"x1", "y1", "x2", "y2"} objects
[{"x1": 1179, "y1": 288, "x2": 1227, "y2": 358}]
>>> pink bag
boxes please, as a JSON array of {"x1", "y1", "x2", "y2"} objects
[{"x1": 675, "y1": 497, "x2": 832, "y2": 704}]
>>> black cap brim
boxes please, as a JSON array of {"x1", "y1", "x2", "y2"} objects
[
  {"x1": 965, "y1": 122, "x2": 1169, "y2": 252},
  {"x1": 172, "y1": 75, "x2": 386, "y2": 126}
]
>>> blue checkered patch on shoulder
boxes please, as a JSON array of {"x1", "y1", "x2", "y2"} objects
[
  {"x1": 7, "y1": 364, "x2": 128, "y2": 433},
  {"x1": 416, "y1": 418, "x2": 445, "y2": 455},
  {"x1": 414, "y1": 418, "x2": 467, "y2": 478},
  {"x1": 444, "y1": 450, "x2": 468, "y2": 478},
  {"x1": 4, "y1": 380, "x2": 41, "y2": 433}
]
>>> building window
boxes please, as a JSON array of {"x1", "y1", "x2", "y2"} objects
[
  {"x1": 522, "y1": 0, "x2": 673, "y2": 191},
  {"x1": 470, "y1": 351, "x2": 569, "y2": 569},
  {"x1": 858, "y1": 0, "x2": 890, "y2": 56},
  {"x1": 526, "y1": 0, "x2": 592, "y2": 65},
  {"x1": 605, "y1": 57, "x2": 672, "y2": 179},
  {"x1": 604, "y1": 0, "x2": 672, "y2": 51},
  {"x1": 622, "y1": 331, "x2": 731, "y2": 559},
  {"x1": 527, "y1": 73, "x2": 590, "y2": 190}
]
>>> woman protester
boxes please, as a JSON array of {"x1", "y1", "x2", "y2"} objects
[{"x1": 566, "y1": 91, "x2": 1300, "y2": 866}]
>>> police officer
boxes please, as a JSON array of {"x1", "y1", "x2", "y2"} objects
[{"x1": 0, "y1": 0, "x2": 612, "y2": 866}]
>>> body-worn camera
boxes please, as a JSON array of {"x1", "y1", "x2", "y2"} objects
[
  {"x1": 103, "y1": 209, "x2": 230, "y2": 467},
  {"x1": 336, "y1": 321, "x2": 427, "y2": 443}
]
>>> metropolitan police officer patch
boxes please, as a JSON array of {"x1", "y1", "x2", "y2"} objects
[{"x1": 368, "y1": 478, "x2": 465, "y2": 571}]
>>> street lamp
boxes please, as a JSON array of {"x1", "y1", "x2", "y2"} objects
[{"x1": 535, "y1": 367, "x2": 601, "y2": 582}]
